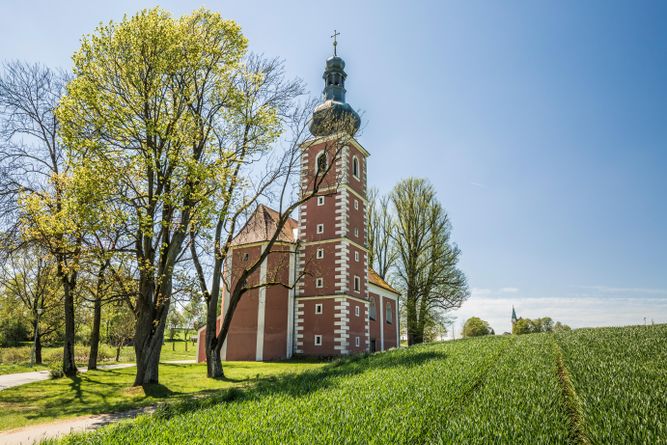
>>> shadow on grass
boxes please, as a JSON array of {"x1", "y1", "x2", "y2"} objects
[{"x1": 152, "y1": 348, "x2": 448, "y2": 421}]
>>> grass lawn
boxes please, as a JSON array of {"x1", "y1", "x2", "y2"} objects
[
  {"x1": 0, "y1": 361, "x2": 324, "y2": 432},
  {"x1": 50, "y1": 325, "x2": 667, "y2": 445},
  {"x1": 0, "y1": 339, "x2": 196, "y2": 376}
]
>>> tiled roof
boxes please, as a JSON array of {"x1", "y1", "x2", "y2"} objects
[
  {"x1": 231, "y1": 204, "x2": 298, "y2": 246},
  {"x1": 368, "y1": 268, "x2": 400, "y2": 295}
]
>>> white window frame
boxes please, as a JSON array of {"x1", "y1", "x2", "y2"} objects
[
  {"x1": 355, "y1": 336, "x2": 360, "y2": 347},
  {"x1": 354, "y1": 276, "x2": 361, "y2": 293},
  {"x1": 354, "y1": 227, "x2": 359, "y2": 237},
  {"x1": 316, "y1": 248, "x2": 324, "y2": 259},
  {"x1": 315, "y1": 303, "x2": 323, "y2": 314},
  {"x1": 354, "y1": 251, "x2": 359, "y2": 262},
  {"x1": 316, "y1": 151, "x2": 327, "y2": 174},
  {"x1": 314, "y1": 335, "x2": 322, "y2": 346},
  {"x1": 317, "y1": 196, "x2": 325, "y2": 206},
  {"x1": 386, "y1": 302, "x2": 393, "y2": 324},
  {"x1": 316, "y1": 224, "x2": 324, "y2": 234},
  {"x1": 316, "y1": 277, "x2": 324, "y2": 288},
  {"x1": 354, "y1": 199, "x2": 359, "y2": 210},
  {"x1": 355, "y1": 305, "x2": 360, "y2": 317}
]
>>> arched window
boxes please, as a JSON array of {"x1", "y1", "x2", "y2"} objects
[
  {"x1": 316, "y1": 152, "x2": 327, "y2": 174},
  {"x1": 352, "y1": 156, "x2": 359, "y2": 179}
]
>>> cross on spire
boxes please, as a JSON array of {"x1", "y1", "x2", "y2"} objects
[{"x1": 331, "y1": 29, "x2": 340, "y2": 56}]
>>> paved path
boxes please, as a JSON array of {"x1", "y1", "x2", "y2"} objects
[
  {"x1": 0, "y1": 364, "x2": 135, "y2": 391},
  {"x1": 0, "y1": 406, "x2": 154, "y2": 445}
]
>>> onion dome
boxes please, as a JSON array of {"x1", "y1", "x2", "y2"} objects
[{"x1": 310, "y1": 40, "x2": 361, "y2": 137}]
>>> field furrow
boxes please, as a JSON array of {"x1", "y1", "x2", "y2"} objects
[{"x1": 557, "y1": 325, "x2": 667, "y2": 444}]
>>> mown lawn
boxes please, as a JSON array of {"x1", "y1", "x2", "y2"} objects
[
  {"x1": 0, "y1": 361, "x2": 323, "y2": 431},
  {"x1": 49, "y1": 324, "x2": 667, "y2": 445},
  {"x1": 0, "y1": 339, "x2": 196, "y2": 375}
]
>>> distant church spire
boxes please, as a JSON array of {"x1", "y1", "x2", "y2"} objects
[
  {"x1": 309, "y1": 31, "x2": 361, "y2": 137},
  {"x1": 511, "y1": 306, "x2": 518, "y2": 324}
]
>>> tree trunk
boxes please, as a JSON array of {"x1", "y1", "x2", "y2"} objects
[
  {"x1": 133, "y1": 278, "x2": 170, "y2": 386},
  {"x1": 205, "y1": 256, "x2": 224, "y2": 378},
  {"x1": 88, "y1": 296, "x2": 102, "y2": 370},
  {"x1": 34, "y1": 328, "x2": 43, "y2": 365},
  {"x1": 115, "y1": 344, "x2": 121, "y2": 362},
  {"x1": 62, "y1": 276, "x2": 78, "y2": 377},
  {"x1": 206, "y1": 338, "x2": 224, "y2": 378},
  {"x1": 406, "y1": 294, "x2": 419, "y2": 346}
]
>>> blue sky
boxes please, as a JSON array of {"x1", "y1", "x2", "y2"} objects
[{"x1": 2, "y1": 0, "x2": 666, "y2": 334}]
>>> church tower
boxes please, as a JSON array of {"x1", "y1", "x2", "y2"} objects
[{"x1": 294, "y1": 37, "x2": 371, "y2": 356}]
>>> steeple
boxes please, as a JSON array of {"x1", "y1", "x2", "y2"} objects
[
  {"x1": 511, "y1": 306, "x2": 518, "y2": 324},
  {"x1": 309, "y1": 31, "x2": 361, "y2": 137}
]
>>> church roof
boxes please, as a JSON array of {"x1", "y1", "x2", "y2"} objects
[
  {"x1": 231, "y1": 204, "x2": 298, "y2": 246},
  {"x1": 368, "y1": 268, "x2": 400, "y2": 295}
]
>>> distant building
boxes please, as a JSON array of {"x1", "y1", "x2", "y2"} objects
[{"x1": 512, "y1": 306, "x2": 518, "y2": 325}]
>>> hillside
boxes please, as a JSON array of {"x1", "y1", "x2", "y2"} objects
[{"x1": 53, "y1": 325, "x2": 666, "y2": 444}]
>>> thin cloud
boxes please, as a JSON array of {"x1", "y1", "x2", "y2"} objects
[
  {"x1": 500, "y1": 287, "x2": 519, "y2": 293},
  {"x1": 469, "y1": 181, "x2": 487, "y2": 189}
]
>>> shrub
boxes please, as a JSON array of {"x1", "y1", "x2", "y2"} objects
[{"x1": 48, "y1": 360, "x2": 64, "y2": 379}]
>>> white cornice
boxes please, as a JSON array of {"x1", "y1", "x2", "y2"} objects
[{"x1": 301, "y1": 133, "x2": 370, "y2": 158}]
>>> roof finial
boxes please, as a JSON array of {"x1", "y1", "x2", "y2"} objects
[{"x1": 331, "y1": 29, "x2": 340, "y2": 56}]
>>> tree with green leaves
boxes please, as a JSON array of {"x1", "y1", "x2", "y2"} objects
[
  {"x1": 390, "y1": 178, "x2": 469, "y2": 345},
  {"x1": 462, "y1": 316, "x2": 492, "y2": 337},
  {"x1": 57, "y1": 7, "x2": 247, "y2": 385}
]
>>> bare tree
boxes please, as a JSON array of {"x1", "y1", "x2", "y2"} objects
[
  {"x1": 367, "y1": 188, "x2": 398, "y2": 280},
  {"x1": 0, "y1": 61, "x2": 81, "y2": 376},
  {"x1": 390, "y1": 178, "x2": 469, "y2": 345}
]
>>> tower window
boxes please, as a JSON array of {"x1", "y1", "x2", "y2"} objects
[
  {"x1": 354, "y1": 199, "x2": 359, "y2": 210},
  {"x1": 317, "y1": 224, "x2": 324, "y2": 234},
  {"x1": 386, "y1": 302, "x2": 393, "y2": 324},
  {"x1": 352, "y1": 156, "x2": 359, "y2": 179},
  {"x1": 355, "y1": 305, "x2": 360, "y2": 317},
  {"x1": 317, "y1": 196, "x2": 325, "y2": 206},
  {"x1": 354, "y1": 251, "x2": 359, "y2": 262},
  {"x1": 316, "y1": 248, "x2": 324, "y2": 259},
  {"x1": 316, "y1": 277, "x2": 324, "y2": 288},
  {"x1": 314, "y1": 335, "x2": 322, "y2": 346},
  {"x1": 354, "y1": 276, "x2": 361, "y2": 292},
  {"x1": 316, "y1": 152, "x2": 327, "y2": 174},
  {"x1": 355, "y1": 336, "x2": 360, "y2": 347},
  {"x1": 315, "y1": 303, "x2": 323, "y2": 314},
  {"x1": 242, "y1": 253, "x2": 249, "y2": 261},
  {"x1": 354, "y1": 227, "x2": 359, "y2": 237}
]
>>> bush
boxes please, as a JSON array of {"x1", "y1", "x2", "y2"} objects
[
  {"x1": 0, "y1": 346, "x2": 31, "y2": 364},
  {"x1": 48, "y1": 360, "x2": 64, "y2": 379},
  {"x1": 0, "y1": 319, "x2": 30, "y2": 346},
  {"x1": 462, "y1": 317, "x2": 493, "y2": 337}
]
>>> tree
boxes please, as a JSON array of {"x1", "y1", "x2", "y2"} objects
[
  {"x1": 513, "y1": 316, "x2": 569, "y2": 335},
  {"x1": 57, "y1": 8, "x2": 247, "y2": 385},
  {"x1": 367, "y1": 188, "x2": 397, "y2": 280},
  {"x1": 106, "y1": 303, "x2": 135, "y2": 362},
  {"x1": 391, "y1": 178, "x2": 469, "y2": 345},
  {"x1": 0, "y1": 61, "x2": 81, "y2": 377},
  {"x1": 0, "y1": 245, "x2": 62, "y2": 362},
  {"x1": 462, "y1": 317, "x2": 492, "y2": 337}
]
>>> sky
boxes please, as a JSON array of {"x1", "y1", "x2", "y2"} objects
[{"x1": 1, "y1": 0, "x2": 665, "y2": 335}]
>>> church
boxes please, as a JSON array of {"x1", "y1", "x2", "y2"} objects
[{"x1": 197, "y1": 40, "x2": 400, "y2": 362}]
